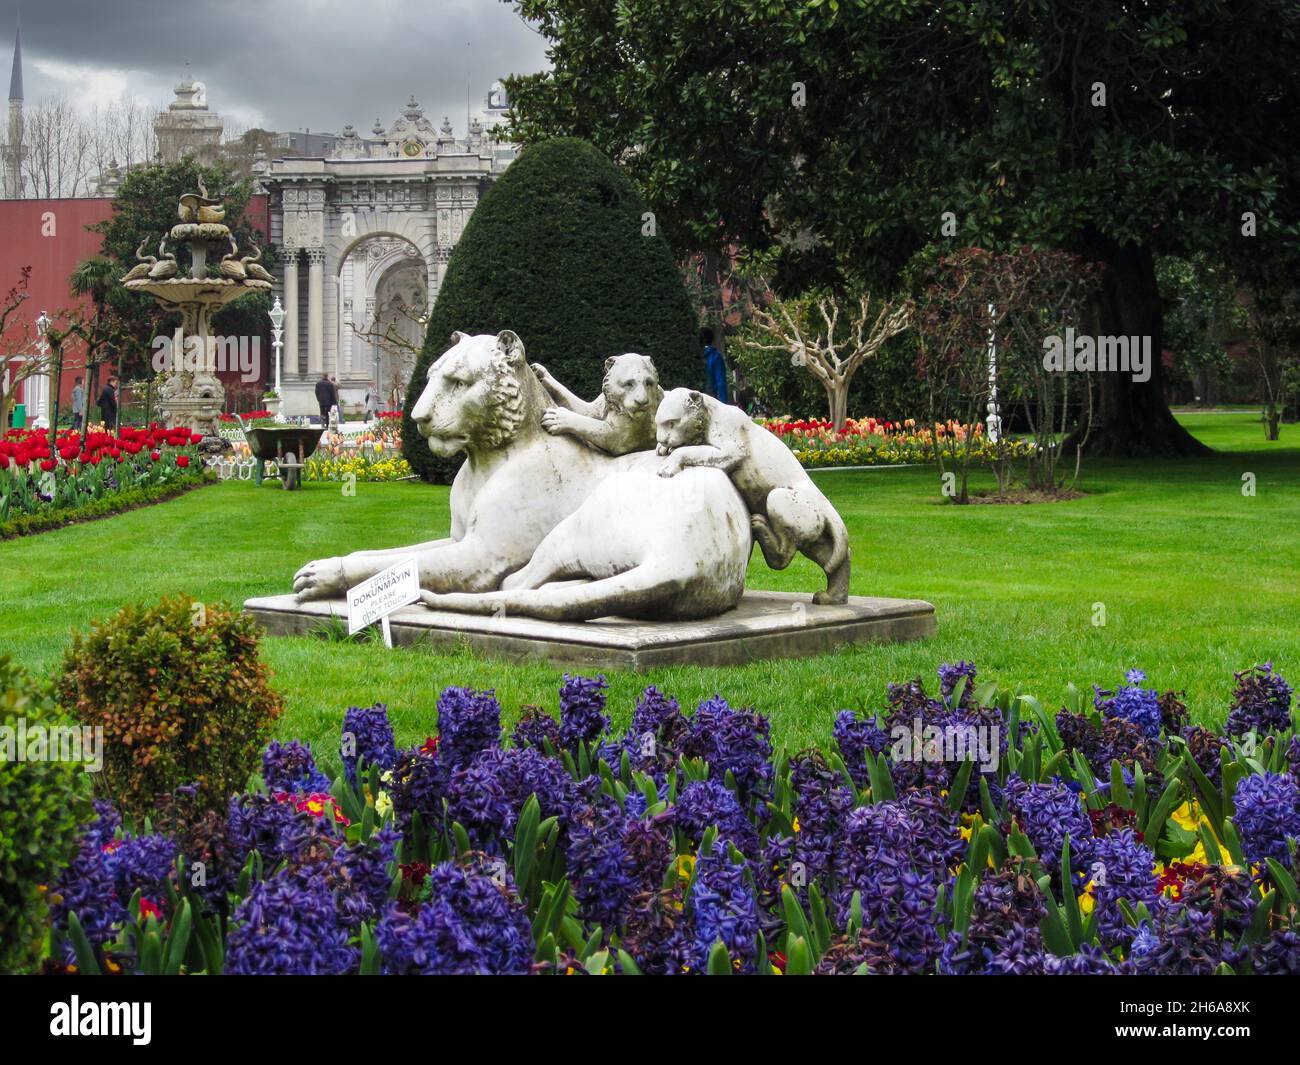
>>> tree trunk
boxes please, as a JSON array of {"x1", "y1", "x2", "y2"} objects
[
  {"x1": 700, "y1": 248, "x2": 728, "y2": 358},
  {"x1": 827, "y1": 383, "x2": 848, "y2": 432},
  {"x1": 1079, "y1": 241, "x2": 1211, "y2": 457}
]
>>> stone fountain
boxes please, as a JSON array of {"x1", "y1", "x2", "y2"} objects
[{"x1": 121, "y1": 179, "x2": 273, "y2": 435}]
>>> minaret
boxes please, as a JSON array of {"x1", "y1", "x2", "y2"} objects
[{"x1": 3, "y1": 14, "x2": 24, "y2": 199}]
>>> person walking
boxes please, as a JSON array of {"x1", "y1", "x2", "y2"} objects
[
  {"x1": 702, "y1": 327, "x2": 729, "y2": 403},
  {"x1": 314, "y1": 372, "x2": 333, "y2": 425},
  {"x1": 97, "y1": 375, "x2": 119, "y2": 431},
  {"x1": 364, "y1": 382, "x2": 380, "y2": 423},
  {"x1": 70, "y1": 376, "x2": 85, "y2": 432},
  {"x1": 329, "y1": 374, "x2": 342, "y2": 428}
]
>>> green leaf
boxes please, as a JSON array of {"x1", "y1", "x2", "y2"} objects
[
  {"x1": 948, "y1": 758, "x2": 975, "y2": 812},
  {"x1": 138, "y1": 928, "x2": 163, "y2": 975},
  {"x1": 979, "y1": 775, "x2": 1000, "y2": 824},
  {"x1": 874, "y1": 752, "x2": 896, "y2": 801},
  {"x1": 452, "y1": 821, "x2": 472, "y2": 857},
  {"x1": 360, "y1": 923, "x2": 381, "y2": 975},
  {"x1": 807, "y1": 882, "x2": 832, "y2": 959},
  {"x1": 980, "y1": 823, "x2": 1008, "y2": 869},
  {"x1": 1243, "y1": 890, "x2": 1276, "y2": 946},
  {"x1": 1061, "y1": 835, "x2": 1083, "y2": 948},
  {"x1": 1039, "y1": 898, "x2": 1074, "y2": 957},
  {"x1": 163, "y1": 899, "x2": 192, "y2": 975},
  {"x1": 707, "y1": 939, "x2": 733, "y2": 975},
  {"x1": 513, "y1": 794, "x2": 541, "y2": 895},
  {"x1": 1182, "y1": 751, "x2": 1224, "y2": 833},
  {"x1": 1197, "y1": 822, "x2": 1224, "y2": 866},
  {"x1": 785, "y1": 935, "x2": 813, "y2": 975},
  {"x1": 1221, "y1": 818, "x2": 1247, "y2": 869},
  {"x1": 781, "y1": 885, "x2": 813, "y2": 950},
  {"x1": 1142, "y1": 773, "x2": 1186, "y2": 842},
  {"x1": 1109, "y1": 760, "x2": 1131, "y2": 809},
  {"x1": 1265, "y1": 859, "x2": 1300, "y2": 908},
  {"x1": 66, "y1": 911, "x2": 102, "y2": 975}
]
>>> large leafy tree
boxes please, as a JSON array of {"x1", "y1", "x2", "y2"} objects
[
  {"x1": 508, "y1": 0, "x2": 1299, "y2": 455},
  {"x1": 76, "y1": 158, "x2": 274, "y2": 379}
]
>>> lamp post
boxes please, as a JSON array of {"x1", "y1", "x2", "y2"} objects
[
  {"x1": 36, "y1": 311, "x2": 64, "y2": 454},
  {"x1": 268, "y1": 296, "x2": 286, "y2": 408},
  {"x1": 31, "y1": 310, "x2": 51, "y2": 430}
]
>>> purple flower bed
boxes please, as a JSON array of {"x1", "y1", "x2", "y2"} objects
[{"x1": 42, "y1": 663, "x2": 1300, "y2": 975}]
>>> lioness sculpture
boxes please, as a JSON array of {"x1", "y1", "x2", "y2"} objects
[
  {"x1": 655, "y1": 388, "x2": 851, "y2": 604},
  {"x1": 291, "y1": 331, "x2": 752, "y2": 620},
  {"x1": 533, "y1": 352, "x2": 662, "y2": 455}
]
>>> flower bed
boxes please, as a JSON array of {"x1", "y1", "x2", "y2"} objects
[
  {"x1": 761, "y1": 416, "x2": 1036, "y2": 469},
  {"x1": 38, "y1": 661, "x2": 1300, "y2": 975},
  {"x1": 305, "y1": 425, "x2": 412, "y2": 482},
  {"x1": 0, "y1": 425, "x2": 202, "y2": 525},
  {"x1": 0, "y1": 474, "x2": 213, "y2": 539}
]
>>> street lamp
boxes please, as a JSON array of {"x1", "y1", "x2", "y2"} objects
[
  {"x1": 34, "y1": 311, "x2": 52, "y2": 433},
  {"x1": 268, "y1": 297, "x2": 286, "y2": 405},
  {"x1": 35, "y1": 311, "x2": 62, "y2": 451}
]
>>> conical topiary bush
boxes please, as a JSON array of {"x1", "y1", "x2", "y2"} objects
[{"x1": 402, "y1": 137, "x2": 700, "y2": 482}]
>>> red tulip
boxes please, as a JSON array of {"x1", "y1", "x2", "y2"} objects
[
  {"x1": 150, "y1": 451, "x2": 161, "y2": 461},
  {"x1": 176, "y1": 454, "x2": 190, "y2": 468}
]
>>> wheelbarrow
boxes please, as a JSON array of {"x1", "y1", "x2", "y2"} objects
[{"x1": 243, "y1": 424, "x2": 325, "y2": 490}]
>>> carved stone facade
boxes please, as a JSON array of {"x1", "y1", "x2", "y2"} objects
[{"x1": 261, "y1": 95, "x2": 514, "y2": 416}]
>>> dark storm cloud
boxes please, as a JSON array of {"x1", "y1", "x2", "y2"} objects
[{"x1": 0, "y1": 0, "x2": 549, "y2": 133}]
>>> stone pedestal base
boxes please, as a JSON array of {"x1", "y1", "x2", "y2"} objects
[{"x1": 243, "y1": 590, "x2": 936, "y2": 671}]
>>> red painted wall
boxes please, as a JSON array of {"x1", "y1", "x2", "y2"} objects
[{"x1": 1, "y1": 194, "x2": 270, "y2": 412}]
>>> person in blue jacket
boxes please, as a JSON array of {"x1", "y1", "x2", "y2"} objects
[{"x1": 701, "y1": 327, "x2": 728, "y2": 403}]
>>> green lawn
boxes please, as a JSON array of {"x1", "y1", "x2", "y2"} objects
[{"x1": 2, "y1": 411, "x2": 1296, "y2": 767}]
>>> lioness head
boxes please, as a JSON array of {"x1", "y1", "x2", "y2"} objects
[
  {"x1": 655, "y1": 387, "x2": 710, "y2": 451},
  {"x1": 602, "y1": 352, "x2": 663, "y2": 416},
  {"x1": 411, "y1": 330, "x2": 527, "y2": 456}
]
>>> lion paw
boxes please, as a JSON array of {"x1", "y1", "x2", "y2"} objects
[
  {"x1": 293, "y1": 557, "x2": 347, "y2": 601},
  {"x1": 541, "y1": 407, "x2": 570, "y2": 434},
  {"x1": 812, "y1": 590, "x2": 847, "y2": 606}
]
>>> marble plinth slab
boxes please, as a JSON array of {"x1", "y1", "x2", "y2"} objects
[{"x1": 243, "y1": 590, "x2": 936, "y2": 671}]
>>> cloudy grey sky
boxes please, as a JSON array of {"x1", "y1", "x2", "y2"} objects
[{"x1": 0, "y1": 0, "x2": 550, "y2": 135}]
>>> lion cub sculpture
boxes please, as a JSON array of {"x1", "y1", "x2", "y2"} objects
[
  {"x1": 655, "y1": 388, "x2": 851, "y2": 604},
  {"x1": 533, "y1": 353, "x2": 663, "y2": 455}
]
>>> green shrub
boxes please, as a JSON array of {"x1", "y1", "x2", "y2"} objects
[
  {"x1": 0, "y1": 657, "x2": 92, "y2": 974},
  {"x1": 403, "y1": 137, "x2": 700, "y2": 482},
  {"x1": 55, "y1": 596, "x2": 283, "y2": 820}
]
